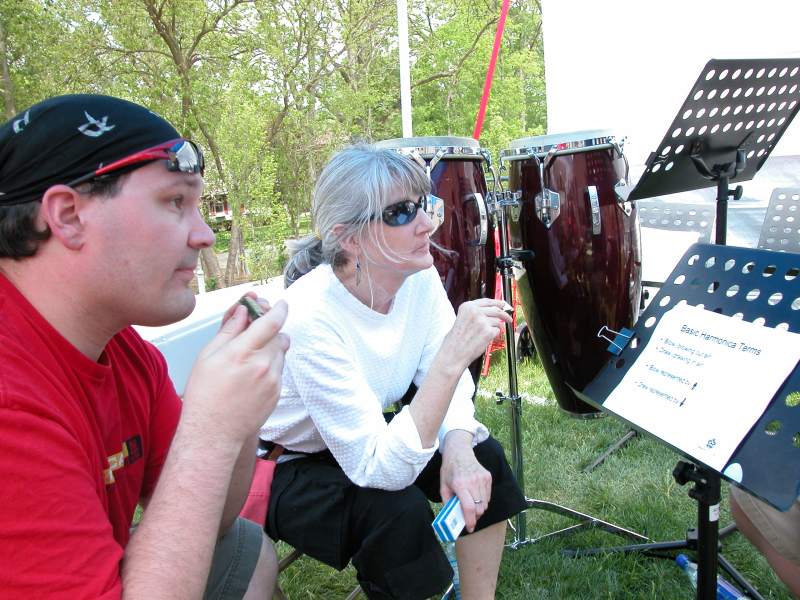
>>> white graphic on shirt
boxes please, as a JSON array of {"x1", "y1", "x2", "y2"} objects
[
  {"x1": 12, "y1": 111, "x2": 30, "y2": 134},
  {"x1": 78, "y1": 111, "x2": 115, "y2": 138}
]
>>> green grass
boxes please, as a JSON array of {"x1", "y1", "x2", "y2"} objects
[{"x1": 275, "y1": 353, "x2": 793, "y2": 599}]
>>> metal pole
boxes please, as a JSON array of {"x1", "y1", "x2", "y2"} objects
[
  {"x1": 696, "y1": 468, "x2": 721, "y2": 600},
  {"x1": 397, "y1": 0, "x2": 413, "y2": 137},
  {"x1": 715, "y1": 176, "x2": 728, "y2": 246},
  {"x1": 496, "y1": 204, "x2": 526, "y2": 543}
]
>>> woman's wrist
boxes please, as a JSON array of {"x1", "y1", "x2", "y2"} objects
[
  {"x1": 431, "y1": 342, "x2": 471, "y2": 382},
  {"x1": 442, "y1": 429, "x2": 474, "y2": 457}
]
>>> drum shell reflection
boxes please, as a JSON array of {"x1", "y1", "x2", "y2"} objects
[{"x1": 505, "y1": 141, "x2": 642, "y2": 416}]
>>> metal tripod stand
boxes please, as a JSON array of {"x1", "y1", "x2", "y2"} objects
[{"x1": 487, "y1": 181, "x2": 649, "y2": 550}]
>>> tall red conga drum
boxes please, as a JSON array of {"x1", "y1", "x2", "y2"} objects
[
  {"x1": 501, "y1": 130, "x2": 642, "y2": 417},
  {"x1": 376, "y1": 137, "x2": 497, "y2": 381}
]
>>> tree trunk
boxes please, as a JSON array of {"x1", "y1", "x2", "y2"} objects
[
  {"x1": 224, "y1": 221, "x2": 242, "y2": 285},
  {"x1": 200, "y1": 247, "x2": 224, "y2": 288},
  {"x1": 0, "y1": 20, "x2": 16, "y2": 119}
]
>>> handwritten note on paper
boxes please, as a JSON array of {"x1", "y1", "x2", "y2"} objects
[{"x1": 604, "y1": 303, "x2": 800, "y2": 471}]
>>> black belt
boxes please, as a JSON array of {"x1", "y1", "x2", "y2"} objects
[{"x1": 258, "y1": 439, "x2": 327, "y2": 459}]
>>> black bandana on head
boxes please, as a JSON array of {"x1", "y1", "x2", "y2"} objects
[{"x1": 0, "y1": 94, "x2": 182, "y2": 206}]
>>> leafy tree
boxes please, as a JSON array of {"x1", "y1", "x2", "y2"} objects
[
  {"x1": 2, "y1": 0, "x2": 547, "y2": 288},
  {"x1": 0, "y1": 0, "x2": 111, "y2": 116},
  {"x1": 410, "y1": 0, "x2": 546, "y2": 158},
  {"x1": 90, "y1": 0, "x2": 260, "y2": 285}
]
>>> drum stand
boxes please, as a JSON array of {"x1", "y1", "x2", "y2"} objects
[{"x1": 489, "y1": 190, "x2": 648, "y2": 550}]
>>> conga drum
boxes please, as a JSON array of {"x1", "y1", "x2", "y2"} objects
[
  {"x1": 501, "y1": 130, "x2": 642, "y2": 417},
  {"x1": 376, "y1": 137, "x2": 497, "y2": 382}
]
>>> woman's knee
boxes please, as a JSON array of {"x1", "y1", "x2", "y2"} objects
[
  {"x1": 352, "y1": 485, "x2": 433, "y2": 528},
  {"x1": 472, "y1": 436, "x2": 507, "y2": 474}
]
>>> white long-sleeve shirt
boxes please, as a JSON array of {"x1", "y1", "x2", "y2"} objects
[{"x1": 259, "y1": 264, "x2": 489, "y2": 490}]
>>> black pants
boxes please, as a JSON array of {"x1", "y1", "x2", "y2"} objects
[{"x1": 266, "y1": 436, "x2": 527, "y2": 600}]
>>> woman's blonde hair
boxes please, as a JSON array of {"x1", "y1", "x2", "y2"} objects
[{"x1": 284, "y1": 144, "x2": 431, "y2": 287}]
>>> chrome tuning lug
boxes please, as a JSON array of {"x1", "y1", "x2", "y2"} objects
[
  {"x1": 614, "y1": 179, "x2": 633, "y2": 216},
  {"x1": 535, "y1": 189, "x2": 560, "y2": 228}
]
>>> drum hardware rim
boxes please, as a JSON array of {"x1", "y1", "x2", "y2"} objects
[
  {"x1": 479, "y1": 148, "x2": 494, "y2": 169},
  {"x1": 610, "y1": 142, "x2": 631, "y2": 191},
  {"x1": 614, "y1": 180, "x2": 634, "y2": 216},
  {"x1": 524, "y1": 150, "x2": 560, "y2": 228},
  {"x1": 386, "y1": 145, "x2": 489, "y2": 161},
  {"x1": 500, "y1": 142, "x2": 618, "y2": 161},
  {"x1": 486, "y1": 190, "x2": 521, "y2": 218},
  {"x1": 484, "y1": 163, "x2": 505, "y2": 216},
  {"x1": 375, "y1": 135, "x2": 482, "y2": 150},
  {"x1": 614, "y1": 178, "x2": 631, "y2": 201},
  {"x1": 405, "y1": 148, "x2": 446, "y2": 180},
  {"x1": 501, "y1": 130, "x2": 626, "y2": 155},
  {"x1": 509, "y1": 202, "x2": 522, "y2": 222},
  {"x1": 380, "y1": 144, "x2": 491, "y2": 188},
  {"x1": 564, "y1": 381, "x2": 607, "y2": 419},
  {"x1": 506, "y1": 128, "x2": 620, "y2": 148},
  {"x1": 618, "y1": 201, "x2": 634, "y2": 217}
]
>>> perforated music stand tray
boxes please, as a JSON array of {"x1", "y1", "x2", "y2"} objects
[
  {"x1": 579, "y1": 243, "x2": 799, "y2": 599},
  {"x1": 758, "y1": 188, "x2": 800, "y2": 253},
  {"x1": 584, "y1": 243, "x2": 799, "y2": 509},
  {"x1": 628, "y1": 59, "x2": 800, "y2": 202},
  {"x1": 637, "y1": 201, "x2": 716, "y2": 243},
  {"x1": 638, "y1": 200, "x2": 716, "y2": 289}
]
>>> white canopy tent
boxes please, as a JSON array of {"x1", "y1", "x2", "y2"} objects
[{"x1": 541, "y1": 0, "x2": 800, "y2": 168}]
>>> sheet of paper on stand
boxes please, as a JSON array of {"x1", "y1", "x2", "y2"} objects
[{"x1": 605, "y1": 303, "x2": 800, "y2": 471}]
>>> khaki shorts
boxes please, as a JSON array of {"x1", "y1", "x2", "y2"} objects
[
  {"x1": 204, "y1": 517, "x2": 264, "y2": 600},
  {"x1": 731, "y1": 486, "x2": 800, "y2": 564}
]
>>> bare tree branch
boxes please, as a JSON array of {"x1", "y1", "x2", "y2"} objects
[{"x1": 412, "y1": 16, "x2": 496, "y2": 89}]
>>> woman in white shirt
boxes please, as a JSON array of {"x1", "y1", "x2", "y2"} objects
[{"x1": 261, "y1": 145, "x2": 527, "y2": 599}]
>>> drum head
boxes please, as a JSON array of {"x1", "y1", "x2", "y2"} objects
[
  {"x1": 502, "y1": 129, "x2": 621, "y2": 160},
  {"x1": 375, "y1": 136, "x2": 484, "y2": 160}
]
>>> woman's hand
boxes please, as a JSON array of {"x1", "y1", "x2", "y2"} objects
[
  {"x1": 441, "y1": 299, "x2": 512, "y2": 371},
  {"x1": 439, "y1": 431, "x2": 492, "y2": 532}
]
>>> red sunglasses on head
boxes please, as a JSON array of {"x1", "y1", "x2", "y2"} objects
[{"x1": 66, "y1": 138, "x2": 205, "y2": 188}]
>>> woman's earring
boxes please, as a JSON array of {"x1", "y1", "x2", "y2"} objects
[{"x1": 355, "y1": 259, "x2": 362, "y2": 286}]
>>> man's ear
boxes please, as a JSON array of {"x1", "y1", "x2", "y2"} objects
[
  {"x1": 38, "y1": 185, "x2": 87, "y2": 251},
  {"x1": 332, "y1": 223, "x2": 361, "y2": 256}
]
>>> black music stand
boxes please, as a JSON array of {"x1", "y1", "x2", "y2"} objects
[
  {"x1": 638, "y1": 201, "x2": 716, "y2": 240},
  {"x1": 575, "y1": 242, "x2": 800, "y2": 600},
  {"x1": 587, "y1": 58, "x2": 800, "y2": 474},
  {"x1": 628, "y1": 58, "x2": 800, "y2": 247},
  {"x1": 757, "y1": 188, "x2": 800, "y2": 253}
]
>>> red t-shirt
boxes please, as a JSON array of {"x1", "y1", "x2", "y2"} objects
[{"x1": 0, "y1": 274, "x2": 182, "y2": 598}]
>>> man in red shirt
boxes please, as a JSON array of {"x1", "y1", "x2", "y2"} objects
[{"x1": 0, "y1": 94, "x2": 289, "y2": 598}]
